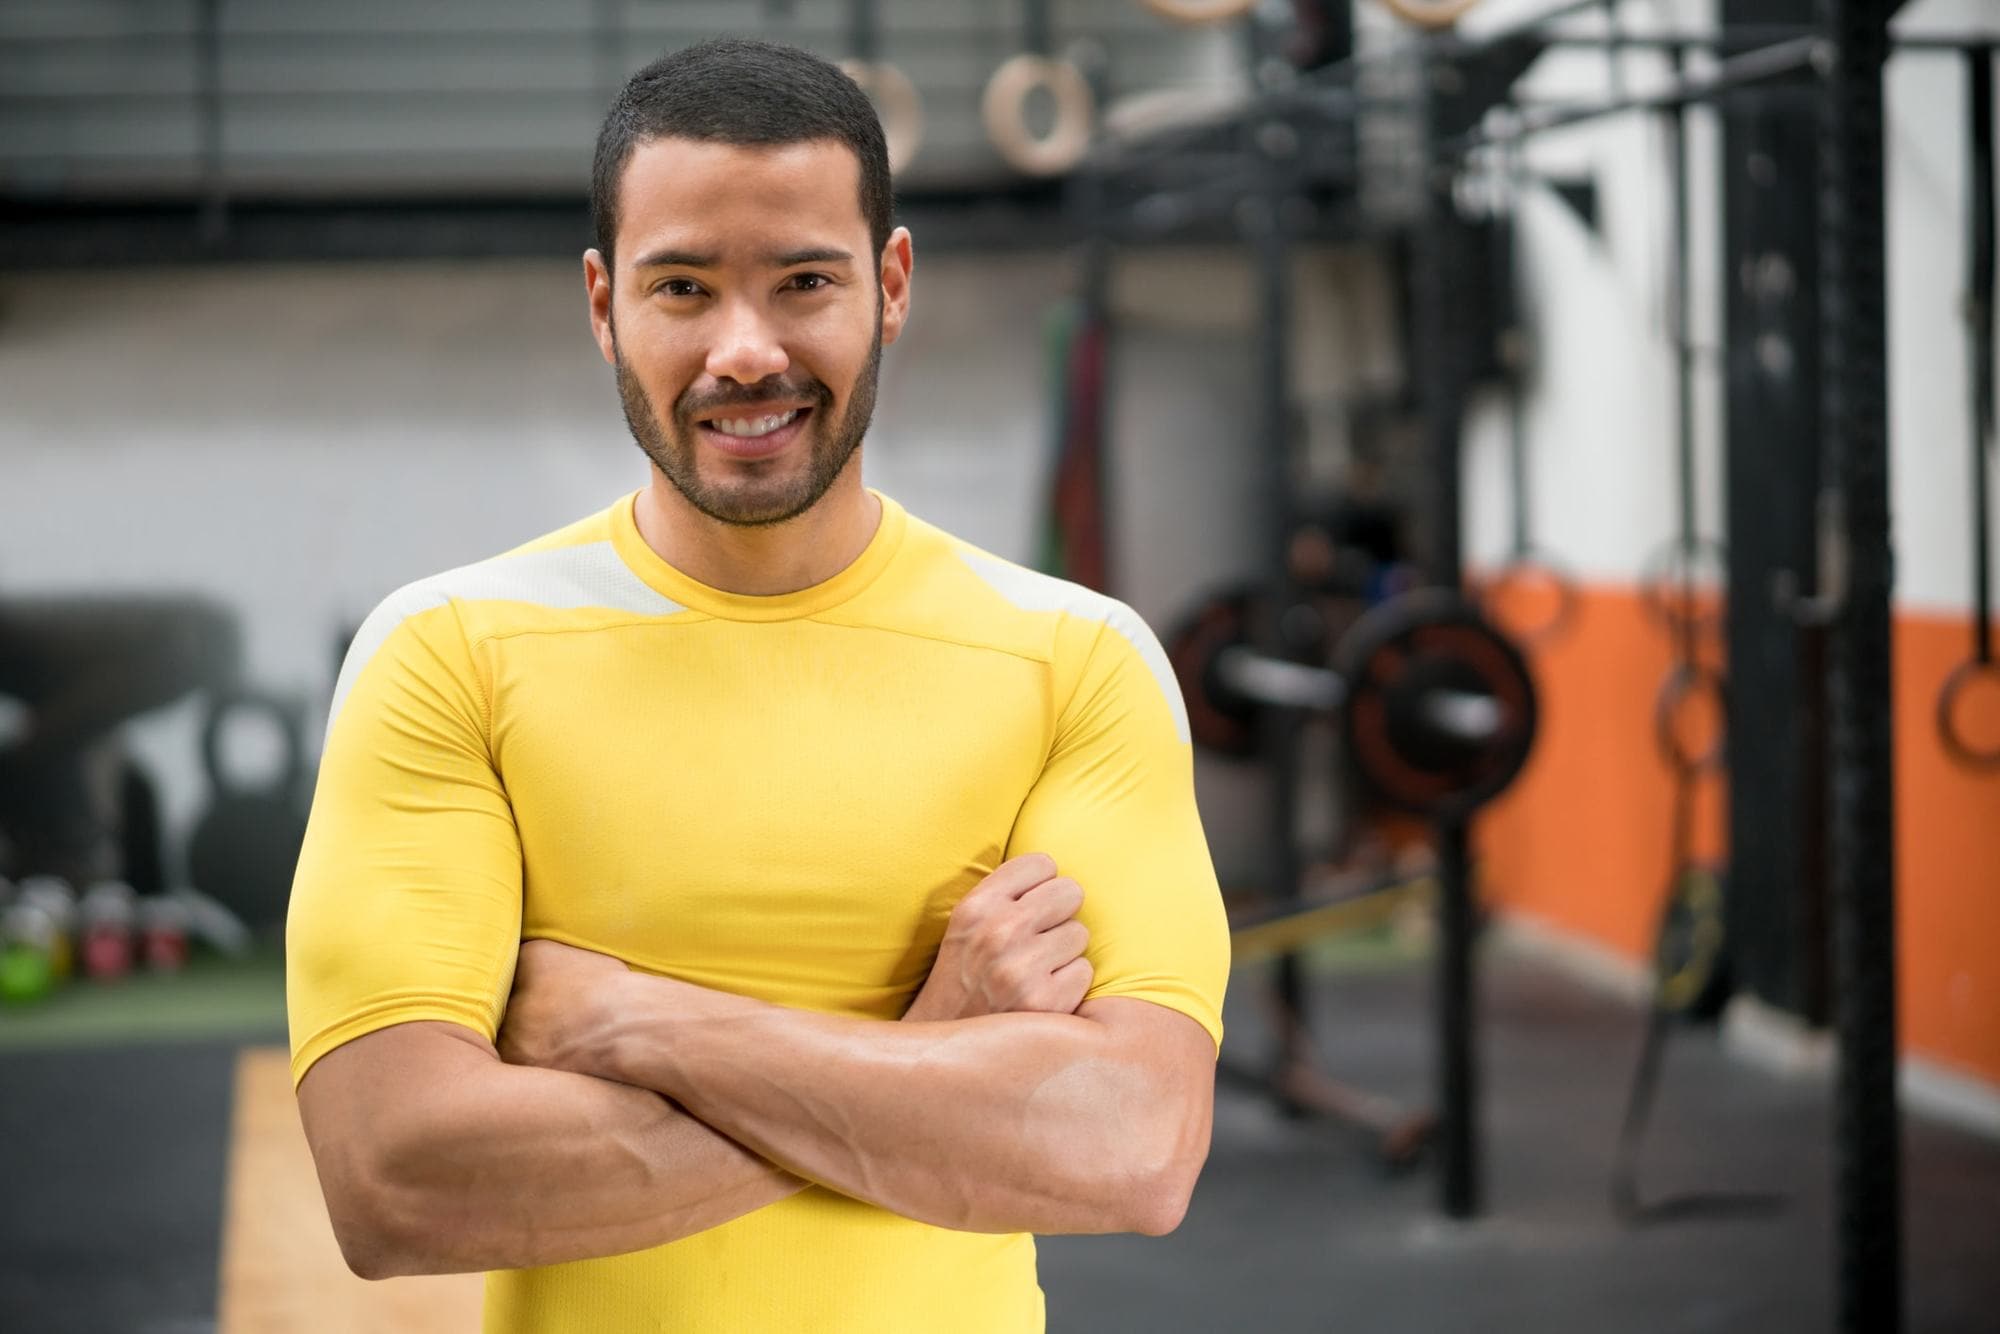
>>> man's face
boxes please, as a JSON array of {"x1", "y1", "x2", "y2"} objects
[{"x1": 587, "y1": 138, "x2": 911, "y2": 527}]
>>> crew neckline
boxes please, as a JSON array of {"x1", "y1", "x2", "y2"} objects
[{"x1": 609, "y1": 488, "x2": 907, "y2": 622}]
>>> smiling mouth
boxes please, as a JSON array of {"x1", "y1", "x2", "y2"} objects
[{"x1": 700, "y1": 406, "x2": 809, "y2": 439}]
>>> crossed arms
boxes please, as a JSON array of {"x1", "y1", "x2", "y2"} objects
[{"x1": 297, "y1": 855, "x2": 1218, "y2": 1280}]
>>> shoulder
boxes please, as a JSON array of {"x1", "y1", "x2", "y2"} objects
[
  {"x1": 331, "y1": 496, "x2": 680, "y2": 723},
  {"x1": 894, "y1": 513, "x2": 1188, "y2": 742}
]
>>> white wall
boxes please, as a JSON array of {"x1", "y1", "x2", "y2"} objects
[{"x1": 1886, "y1": 0, "x2": 2000, "y2": 614}]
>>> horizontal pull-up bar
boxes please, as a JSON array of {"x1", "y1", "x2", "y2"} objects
[{"x1": 1448, "y1": 35, "x2": 1820, "y2": 155}]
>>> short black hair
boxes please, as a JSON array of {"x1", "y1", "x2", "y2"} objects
[{"x1": 591, "y1": 38, "x2": 894, "y2": 275}]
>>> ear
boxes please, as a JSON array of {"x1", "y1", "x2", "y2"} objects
[
  {"x1": 877, "y1": 227, "x2": 914, "y2": 348},
  {"x1": 584, "y1": 249, "x2": 617, "y2": 366}
]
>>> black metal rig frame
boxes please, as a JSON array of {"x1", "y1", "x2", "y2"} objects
[{"x1": 1072, "y1": 5, "x2": 1980, "y2": 1331}]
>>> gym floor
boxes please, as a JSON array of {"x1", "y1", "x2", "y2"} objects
[{"x1": 4, "y1": 941, "x2": 1996, "y2": 1334}]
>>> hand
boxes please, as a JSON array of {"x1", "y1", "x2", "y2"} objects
[
  {"x1": 496, "y1": 938, "x2": 633, "y2": 1077},
  {"x1": 903, "y1": 853, "x2": 1092, "y2": 1022}
]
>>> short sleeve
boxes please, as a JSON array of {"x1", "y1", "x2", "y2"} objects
[
  {"x1": 1004, "y1": 612, "x2": 1231, "y2": 1054},
  {"x1": 285, "y1": 595, "x2": 523, "y2": 1087}
]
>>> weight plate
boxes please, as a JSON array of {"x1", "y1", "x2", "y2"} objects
[
  {"x1": 1334, "y1": 589, "x2": 1539, "y2": 821},
  {"x1": 1164, "y1": 586, "x2": 1265, "y2": 758}
]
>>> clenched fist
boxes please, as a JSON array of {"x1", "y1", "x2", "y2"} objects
[{"x1": 903, "y1": 853, "x2": 1093, "y2": 1022}]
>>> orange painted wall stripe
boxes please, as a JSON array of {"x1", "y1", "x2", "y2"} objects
[
  {"x1": 1894, "y1": 609, "x2": 2000, "y2": 1086},
  {"x1": 1472, "y1": 584, "x2": 2000, "y2": 1088}
]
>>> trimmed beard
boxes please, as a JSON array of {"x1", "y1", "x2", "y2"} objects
[{"x1": 613, "y1": 301, "x2": 883, "y2": 528}]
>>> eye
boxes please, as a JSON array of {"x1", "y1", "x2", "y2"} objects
[
  {"x1": 656, "y1": 277, "x2": 705, "y2": 298},
  {"x1": 786, "y1": 272, "x2": 834, "y2": 293}
]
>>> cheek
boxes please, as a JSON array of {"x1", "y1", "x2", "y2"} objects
[
  {"x1": 620, "y1": 327, "x2": 704, "y2": 397},
  {"x1": 798, "y1": 319, "x2": 873, "y2": 390}
]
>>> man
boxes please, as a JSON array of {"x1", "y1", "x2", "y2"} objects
[{"x1": 288, "y1": 37, "x2": 1230, "y2": 1334}]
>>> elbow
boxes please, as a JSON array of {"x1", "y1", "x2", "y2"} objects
[
  {"x1": 1125, "y1": 1161, "x2": 1198, "y2": 1237},
  {"x1": 1117, "y1": 1108, "x2": 1209, "y2": 1237},
  {"x1": 316, "y1": 1146, "x2": 445, "y2": 1280},
  {"x1": 322, "y1": 1191, "x2": 404, "y2": 1280},
  {"x1": 326, "y1": 1189, "x2": 427, "y2": 1281},
  {"x1": 336, "y1": 1231, "x2": 399, "y2": 1283}
]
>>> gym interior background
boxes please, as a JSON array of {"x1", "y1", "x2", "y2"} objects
[{"x1": 2, "y1": 0, "x2": 1998, "y2": 1331}]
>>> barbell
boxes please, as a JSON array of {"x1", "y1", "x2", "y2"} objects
[{"x1": 1166, "y1": 587, "x2": 1539, "y2": 821}]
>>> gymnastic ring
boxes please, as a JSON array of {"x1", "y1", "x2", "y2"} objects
[
  {"x1": 1639, "y1": 535, "x2": 1729, "y2": 642},
  {"x1": 838, "y1": 59, "x2": 925, "y2": 175},
  {"x1": 1652, "y1": 662, "x2": 1728, "y2": 778},
  {"x1": 981, "y1": 53, "x2": 1095, "y2": 177},
  {"x1": 1935, "y1": 658, "x2": 2000, "y2": 770},
  {"x1": 1478, "y1": 549, "x2": 1580, "y2": 647},
  {"x1": 1134, "y1": 0, "x2": 1258, "y2": 24},
  {"x1": 1376, "y1": 0, "x2": 1488, "y2": 30}
]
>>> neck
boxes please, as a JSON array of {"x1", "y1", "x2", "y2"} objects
[{"x1": 633, "y1": 461, "x2": 881, "y2": 597}]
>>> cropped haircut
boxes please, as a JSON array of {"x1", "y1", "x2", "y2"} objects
[{"x1": 590, "y1": 38, "x2": 894, "y2": 275}]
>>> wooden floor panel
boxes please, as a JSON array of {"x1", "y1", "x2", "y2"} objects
[{"x1": 218, "y1": 1046, "x2": 484, "y2": 1334}]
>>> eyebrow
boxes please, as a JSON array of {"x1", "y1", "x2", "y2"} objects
[{"x1": 631, "y1": 246, "x2": 855, "y2": 270}]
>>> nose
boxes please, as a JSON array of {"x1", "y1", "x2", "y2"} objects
[{"x1": 704, "y1": 298, "x2": 790, "y2": 386}]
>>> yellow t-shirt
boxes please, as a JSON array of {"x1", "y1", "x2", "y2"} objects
[{"x1": 286, "y1": 490, "x2": 1230, "y2": 1334}]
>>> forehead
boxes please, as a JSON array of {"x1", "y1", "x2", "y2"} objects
[{"x1": 615, "y1": 137, "x2": 867, "y2": 259}]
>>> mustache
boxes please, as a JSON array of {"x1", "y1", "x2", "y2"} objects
[{"x1": 676, "y1": 378, "x2": 832, "y2": 420}]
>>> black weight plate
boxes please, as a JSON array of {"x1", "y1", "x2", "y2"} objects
[
  {"x1": 1334, "y1": 589, "x2": 1539, "y2": 821},
  {"x1": 1164, "y1": 586, "x2": 1264, "y2": 758},
  {"x1": 186, "y1": 791, "x2": 308, "y2": 931}
]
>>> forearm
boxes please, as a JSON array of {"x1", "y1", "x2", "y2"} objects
[
  {"x1": 598, "y1": 986, "x2": 1183, "y2": 1236},
  {"x1": 300, "y1": 1023, "x2": 806, "y2": 1278}
]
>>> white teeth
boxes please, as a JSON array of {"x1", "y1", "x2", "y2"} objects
[{"x1": 709, "y1": 409, "x2": 800, "y2": 438}]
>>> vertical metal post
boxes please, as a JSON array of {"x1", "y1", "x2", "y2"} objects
[
  {"x1": 1435, "y1": 817, "x2": 1476, "y2": 1216},
  {"x1": 1246, "y1": 122, "x2": 1305, "y2": 989},
  {"x1": 1414, "y1": 52, "x2": 1479, "y2": 1220},
  {"x1": 1815, "y1": 0, "x2": 1900, "y2": 1329}
]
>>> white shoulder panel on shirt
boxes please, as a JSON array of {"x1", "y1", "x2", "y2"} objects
[
  {"x1": 327, "y1": 541, "x2": 683, "y2": 731},
  {"x1": 954, "y1": 547, "x2": 1191, "y2": 744}
]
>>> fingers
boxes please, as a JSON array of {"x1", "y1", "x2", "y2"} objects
[
  {"x1": 975, "y1": 852, "x2": 1058, "y2": 900},
  {"x1": 1016, "y1": 921, "x2": 1089, "y2": 1008},
  {"x1": 1048, "y1": 955, "x2": 1095, "y2": 1012},
  {"x1": 1035, "y1": 918, "x2": 1089, "y2": 966},
  {"x1": 1017, "y1": 876, "x2": 1085, "y2": 930}
]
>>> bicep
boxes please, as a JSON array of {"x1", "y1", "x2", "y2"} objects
[
  {"x1": 1076, "y1": 996, "x2": 1217, "y2": 1187},
  {"x1": 1076, "y1": 997, "x2": 1215, "y2": 1102},
  {"x1": 298, "y1": 1020, "x2": 498, "y2": 1154},
  {"x1": 288, "y1": 605, "x2": 524, "y2": 1087},
  {"x1": 295, "y1": 1020, "x2": 499, "y2": 1248},
  {"x1": 1008, "y1": 621, "x2": 1231, "y2": 1052}
]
